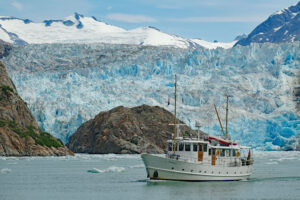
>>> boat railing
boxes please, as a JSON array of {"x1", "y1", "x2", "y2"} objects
[
  {"x1": 167, "y1": 153, "x2": 180, "y2": 160},
  {"x1": 216, "y1": 157, "x2": 253, "y2": 167}
]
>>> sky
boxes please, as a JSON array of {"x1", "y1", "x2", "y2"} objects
[{"x1": 0, "y1": 0, "x2": 299, "y2": 42}]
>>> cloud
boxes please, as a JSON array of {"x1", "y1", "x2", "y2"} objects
[
  {"x1": 166, "y1": 16, "x2": 266, "y2": 23},
  {"x1": 11, "y1": 1, "x2": 23, "y2": 11},
  {"x1": 106, "y1": 13, "x2": 156, "y2": 23}
]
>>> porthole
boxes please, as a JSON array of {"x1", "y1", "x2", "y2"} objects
[
  {"x1": 182, "y1": 169, "x2": 184, "y2": 171},
  {"x1": 191, "y1": 170, "x2": 193, "y2": 172},
  {"x1": 219, "y1": 172, "x2": 221, "y2": 174},
  {"x1": 199, "y1": 171, "x2": 201, "y2": 173},
  {"x1": 212, "y1": 171, "x2": 214, "y2": 174},
  {"x1": 234, "y1": 172, "x2": 236, "y2": 174},
  {"x1": 227, "y1": 172, "x2": 228, "y2": 174},
  {"x1": 171, "y1": 167, "x2": 174, "y2": 170},
  {"x1": 204, "y1": 171, "x2": 206, "y2": 173}
]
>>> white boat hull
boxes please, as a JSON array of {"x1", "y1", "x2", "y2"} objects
[{"x1": 142, "y1": 154, "x2": 252, "y2": 181}]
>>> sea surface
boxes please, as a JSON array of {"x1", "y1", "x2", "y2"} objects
[{"x1": 1, "y1": 151, "x2": 300, "y2": 200}]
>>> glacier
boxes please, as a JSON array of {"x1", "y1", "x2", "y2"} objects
[{"x1": 1, "y1": 42, "x2": 299, "y2": 150}]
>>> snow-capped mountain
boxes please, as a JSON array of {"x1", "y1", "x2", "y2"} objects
[
  {"x1": 1, "y1": 42, "x2": 299, "y2": 150},
  {"x1": 236, "y1": 1, "x2": 300, "y2": 46},
  {"x1": 0, "y1": 13, "x2": 234, "y2": 49}
]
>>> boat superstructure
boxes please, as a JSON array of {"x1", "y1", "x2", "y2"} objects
[{"x1": 141, "y1": 75, "x2": 254, "y2": 181}]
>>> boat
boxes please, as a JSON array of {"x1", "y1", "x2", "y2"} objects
[{"x1": 141, "y1": 75, "x2": 254, "y2": 181}]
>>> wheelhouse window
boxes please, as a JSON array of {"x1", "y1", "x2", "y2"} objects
[
  {"x1": 193, "y1": 144, "x2": 197, "y2": 152},
  {"x1": 179, "y1": 143, "x2": 184, "y2": 151},
  {"x1": 209, "y1": 148, "x2": 211, "y2": 156},
  {"x1": 168, "y1": 143, "x2": 173, "y2": 151},
  {"x1": 185, "y1": 144, "x2": 191, "y2": 151},
  {"x1": 226, "y1": 149, "x2": 231, "y2": 157},
  {"x1": 221, "y1": 149, "x2": 225, "y2": 157},
  {"x1": 232, "y1": 149, "x2": 236, "y2": 156}
]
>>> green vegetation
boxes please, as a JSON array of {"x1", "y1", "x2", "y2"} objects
[
  {"x1": 130, "y1": 139, "x2": 138, "y2": 145},
  {"x1": 0, "y1": 85, "x2": 14, "y2": 95},
  {"x1": 5, "y1": 121, "x2": 63, "y2": 148},
  {"x1": 0, "y1": 120, "x2": 5, "y2": 127},
  {"x1": 35, "y1": 131, "x2": 63, "y2": 148}
]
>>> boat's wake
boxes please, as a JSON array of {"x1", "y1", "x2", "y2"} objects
[
  {"x1": 87, "y1": 166, "x2": 125, "y2": 173},
  {"x1": 248, "y1": 176, "x2": 300, "y2": 182}
]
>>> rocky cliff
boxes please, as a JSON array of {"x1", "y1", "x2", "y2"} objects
[
  {"x1": 0, "y1": 39, "x2": 11, "y2": 58},
  {"x1": 67, "y1": 105, "x2": 199, "y2": 154},
  {"x1": 0, "y1": 61, "x2": 73, "y2": 156}
]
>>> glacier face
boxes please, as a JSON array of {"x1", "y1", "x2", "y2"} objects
[{"x1": 1, "y1": 43, "x2": 299, "y2": 150}]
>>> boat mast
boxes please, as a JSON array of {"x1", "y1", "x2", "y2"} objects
[
  {"x1": 214, "y1": 104, "x2": 225, "y2": 138},
  {"x1": 173, "y1": 75, "x2": 177, "y2": 154},
  {"x1": 225, "y1": 96, "x2": 229, "y2": 138}
]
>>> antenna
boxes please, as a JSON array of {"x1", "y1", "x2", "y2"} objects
[
  {"x1": 195, "y1": 121, "x2": 201, "y2": 140},
  {"x1": 225, "y1": 95, "x2": 232, "y2": 139},
  {"x1": 173, "y1": 74, "x2": 177, "y2": 154}
]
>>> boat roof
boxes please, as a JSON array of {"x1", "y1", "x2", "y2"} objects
[{"x1": 208, "y1": 136, "x2": 237, "y2": 145}]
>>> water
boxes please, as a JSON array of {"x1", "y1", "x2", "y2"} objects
[{"x1": 1, "y1": 152, "x2": 300, "y2": 200}]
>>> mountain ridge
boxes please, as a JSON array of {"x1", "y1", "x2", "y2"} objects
[
  {"x1": 0, "y1": 13, "x2": 235, "y2": 49},
  {"x1": 236, "y1": 1, "x2": 300, "y2": 46}
]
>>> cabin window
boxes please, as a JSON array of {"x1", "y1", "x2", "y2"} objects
[
  {"x1": 179, "y1": 143, "x2": 184, "y2": 151},
  {"x1": 232, "y1": 149, "x2": 236, "y2": 156},
  {"x1": 204, "y1": 144, "x2": 207, "y2": 152},
  {"x1": 199, "y1": 144, "x2": 203, "y2": 152},
  {"x1": 221, "y1": 149, "x2": 225, "y2": 157},
  {"x1": 212, "y1": 149, "x2": 216, "y2": 156},
  {"x1": 226, "y1": 149, "x2": 231, "y2": 157},
  {"x1": 175, "y1": 143, "x2": 178, "y2": 151},
  {"x1": 168, "y1": 143, "x2": 172, "y2": 151},
  {"x1": 193, "y1": 144, "x2": 197, "y2": 152},
  {"x1": 209, "y1": 149, "x2": 211, "y2": 156},
  {"x1": 185, "y1": 144, "x2": 191, "y2": 151}
]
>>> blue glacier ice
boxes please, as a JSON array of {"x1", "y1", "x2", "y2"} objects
[{"x1": 1, "y1": 42, "x2": 299, "y2": 150}]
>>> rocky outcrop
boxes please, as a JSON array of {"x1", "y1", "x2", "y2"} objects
[
  {"x1": 0, "y1": 61, "x2": 73, "y2": 156},
  {"x1": 67, "y1": 105, "x2": 200, "y2": 154},
  {"x1": 0, "y1": 39, "x2": 11, "y2": 58}
]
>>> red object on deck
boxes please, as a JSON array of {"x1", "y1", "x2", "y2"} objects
[{"x1": 208, "y1": 136, "x2": 237, "y2": 145}]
